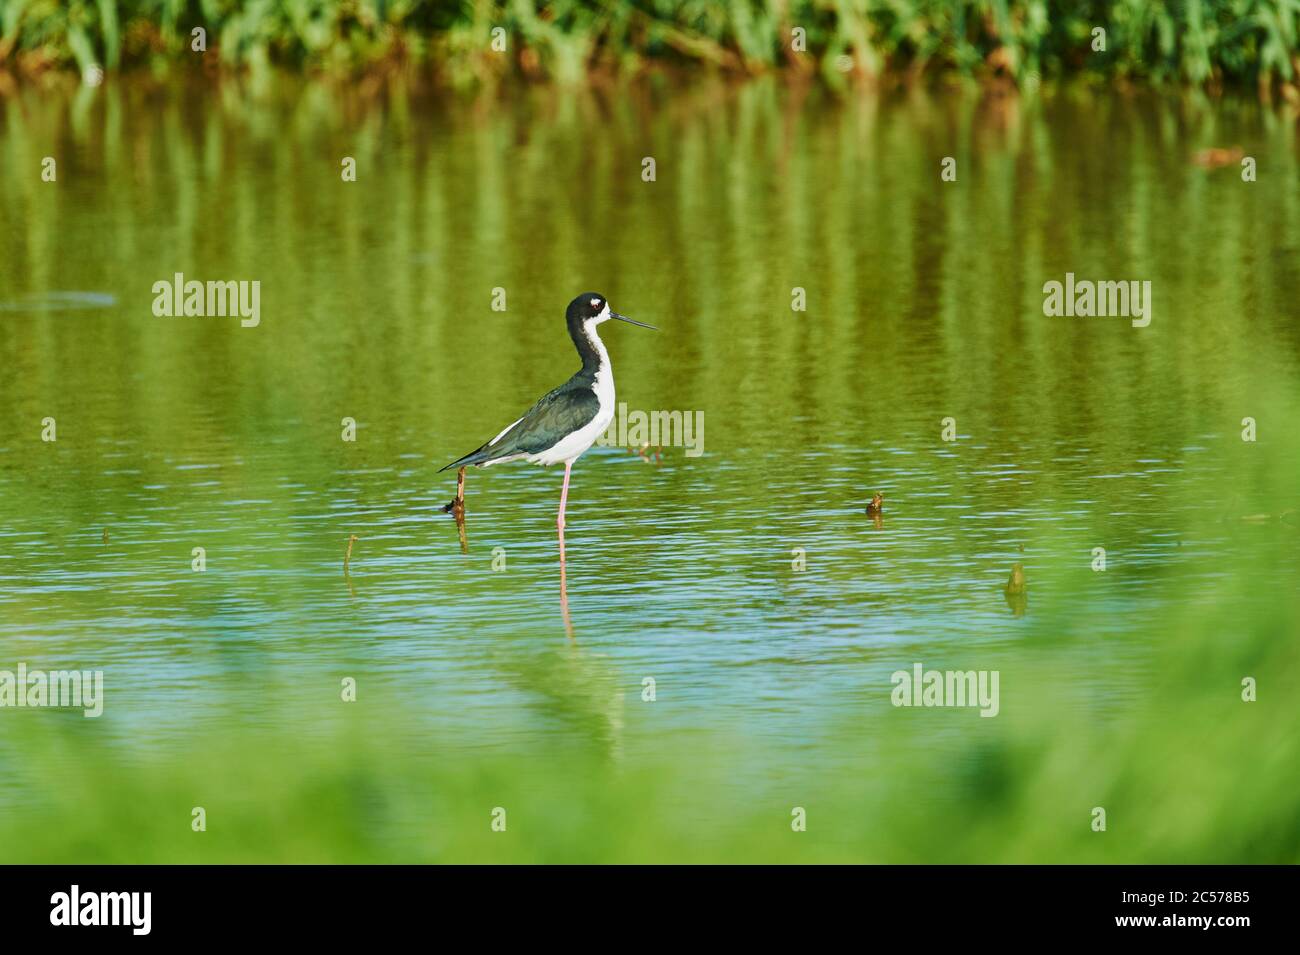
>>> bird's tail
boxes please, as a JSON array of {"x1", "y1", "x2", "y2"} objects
[{"x1": 438, "y1": 445, "x2": 493, "y2": 473}]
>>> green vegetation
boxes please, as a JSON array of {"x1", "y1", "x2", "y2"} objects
[{"x1": 1, "y1": 1, "x2": 1299, "y2": 91}]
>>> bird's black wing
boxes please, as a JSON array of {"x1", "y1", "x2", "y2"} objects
[{"x1": 440, "y1": 382, "x2": 600, "y2": 471}]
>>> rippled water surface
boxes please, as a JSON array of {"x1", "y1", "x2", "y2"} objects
[{"x1": 1, "y1": 79, "x2": 1297, "y2": 854}]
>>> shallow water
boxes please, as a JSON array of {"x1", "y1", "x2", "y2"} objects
[{"x1": 0, "y1": 78, "x2": 1297, "y2": 824}]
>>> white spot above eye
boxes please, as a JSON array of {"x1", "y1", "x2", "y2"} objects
[{"x1": 590, "y1": 298, "x2": 601, "y2": 308}]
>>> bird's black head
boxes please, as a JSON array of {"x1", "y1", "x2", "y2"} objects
[
  {"x1": 567, "y1": 293, "x2": 609, "y2": 325},
  {"x1": 565, "y1": 292, "x2": 657, "y2": 332}
]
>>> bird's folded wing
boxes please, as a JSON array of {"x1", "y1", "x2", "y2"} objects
[{"x1": 490, "y1": 387, "x2": 601, "y2": 456}]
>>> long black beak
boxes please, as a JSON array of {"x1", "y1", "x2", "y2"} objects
[{"x1": 612, "y1": 311, "x2": 657, "y2": 330}]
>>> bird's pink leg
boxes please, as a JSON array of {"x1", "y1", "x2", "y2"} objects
[
  {"x1": 557, "y1": 461, "x2": 572, "y2": 530},
  {"x1": 556, "y1": 462, "x2": 574, "y2": 638},
  {"x1": 558, "y1": 521, "x2": 571, "y2": 638}
]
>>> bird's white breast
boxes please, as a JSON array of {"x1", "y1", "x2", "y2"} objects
[{"x1": 529, "y1": 324, "x2": 615, "y2": 466}]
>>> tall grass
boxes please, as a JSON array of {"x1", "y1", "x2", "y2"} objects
[{"x1": 1, "y1": 1, "x2": 1298, "y2": 92}]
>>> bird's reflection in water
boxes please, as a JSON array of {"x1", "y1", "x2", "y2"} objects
[
  {"x1": 493, "y1": 629, "x2": 625, "y2": 764},
  {"x1": 551, "y1": 534, "x2": 620, "y2": 760},
  {"x1": 558, "y1": 524, "x2": 573, "y2": 639}
]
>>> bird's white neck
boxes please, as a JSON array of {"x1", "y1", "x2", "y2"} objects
[
  {"x1": 580, "y1": 321, "x2": 615, "y2": 409},
  {"x1": 583, "y1": 320, "x2": 610, "y2": 368}
]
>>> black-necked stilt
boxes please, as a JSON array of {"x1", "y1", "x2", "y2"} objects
[{"x1": 440, "y1": 292, "x2": 655, "y2": 529}]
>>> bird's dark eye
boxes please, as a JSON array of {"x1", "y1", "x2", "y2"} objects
[{"x1": 590, "y1": 298, "x2": 603, "y2": 313}]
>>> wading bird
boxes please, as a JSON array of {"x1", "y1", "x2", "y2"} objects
[{"x1": 440, "y1": 293, "x2": 655, "y2": 528}]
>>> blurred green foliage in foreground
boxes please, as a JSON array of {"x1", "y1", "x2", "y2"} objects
[{"x1": 2, "y1": 1, "x2": 1300, "y2": 92}]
